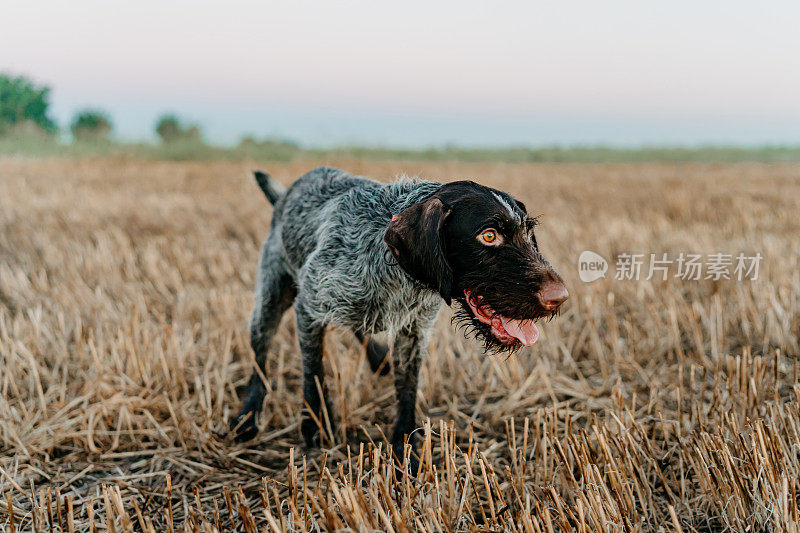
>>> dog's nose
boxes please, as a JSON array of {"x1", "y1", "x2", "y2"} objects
[{"x1": 537, "y1": 283, "x2": 569, "y2": 311}]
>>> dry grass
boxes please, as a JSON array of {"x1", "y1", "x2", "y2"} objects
[{"x1": 0, "y1": 157, "x2": 799, "y2": 532}]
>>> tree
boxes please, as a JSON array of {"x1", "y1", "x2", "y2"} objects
[
  {"x1": 155, "y1": 114, "x2": 180, "y2": 142},
  {"x1": 0, "y1": 73, "x2": 58, "y2": 135},
  {"x1": 70, "y1": 110, "x2": 112, "y2": 141},
  {"x1": 155, "y1": 114, "x2": 202, "y2": 143}
]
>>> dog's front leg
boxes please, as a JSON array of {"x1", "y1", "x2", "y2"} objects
[
  {"x1": 391, "y1": 326, "x2": 425, "y2": 470},
  {"x1": 295, "y1": 299, "x2": 334, "y2": 447}
]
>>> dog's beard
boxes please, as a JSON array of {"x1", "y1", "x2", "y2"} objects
[
  {"x1": 453, "y1": 303, "x2": 523, "y2": 355},
  {"x1": 452, "y1": 281, "x2": 558, "y2": 355}
]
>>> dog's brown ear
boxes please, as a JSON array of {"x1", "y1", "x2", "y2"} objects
[{"x1": 384, "y1": 196, "x2": 454, "y2": 304}]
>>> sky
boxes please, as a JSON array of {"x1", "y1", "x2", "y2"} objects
[{"x1": 3, "y1": 0, "x2": 800, "y2": 147}]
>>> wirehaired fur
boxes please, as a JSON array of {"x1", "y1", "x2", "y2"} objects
[{"x1": 230, "y1": 166, "x2": 567, "y2": 465}]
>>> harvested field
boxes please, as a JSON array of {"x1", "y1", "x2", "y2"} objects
[{"x1": 1, "y1": 157, "x2": 799, "y2": 531}]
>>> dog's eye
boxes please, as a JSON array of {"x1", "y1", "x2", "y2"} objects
[{"x1": 478, "y1": 229, "x2": 502, "y2": 246}]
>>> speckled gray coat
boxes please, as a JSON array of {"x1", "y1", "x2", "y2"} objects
[{"x1": 233, "y1": 166, "x2": 445, "y2": 451}]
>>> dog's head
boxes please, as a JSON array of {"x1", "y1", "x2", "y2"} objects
[{"x1": 384, "y1": 180, "x2": 567, "y2": 352}]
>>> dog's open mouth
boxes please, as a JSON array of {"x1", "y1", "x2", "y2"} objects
[{"x1": 463, "y1": 289, "x2": 540, "y2": 346}]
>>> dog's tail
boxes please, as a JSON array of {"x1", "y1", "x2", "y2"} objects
[{"x1": 253, "y1": 170, "x2": 286, "y2": 205}]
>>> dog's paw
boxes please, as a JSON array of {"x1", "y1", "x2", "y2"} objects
[
  {"x1": 302, "y1": 412, "x2": 338, "y2": 448},
  {"x1": 366, "y1": 339, "x2": 391, "y2": 375},
  {"x1": 391, "y1": 435, "x2": 420, "y2": 476},
  {"x1": 229, "y1": 410, "x2": 259, "y2": 442},
  {"x1": 301, "y1": 417, "x2": 322, "y2": 448}
]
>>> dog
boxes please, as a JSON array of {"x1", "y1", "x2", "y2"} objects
[{"x1": 230, "y1": 167, "x2": 568, "y2": 460}]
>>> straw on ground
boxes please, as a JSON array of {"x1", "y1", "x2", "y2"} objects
[{"x1": 1, "y1": 158, "x2": 799, "y2": 531}]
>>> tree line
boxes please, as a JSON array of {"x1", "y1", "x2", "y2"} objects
[{"x1": 0, "y1": 73, "x2": 203, "y2": 143}]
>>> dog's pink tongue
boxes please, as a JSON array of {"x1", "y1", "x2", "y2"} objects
[{"x1": 499, "y1": 317, "x2": 540, "y2": 346}]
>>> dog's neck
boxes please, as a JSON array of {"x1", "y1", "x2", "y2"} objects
[{"x1": 383, "y1": 178, "x2": 442, "y2": 216}]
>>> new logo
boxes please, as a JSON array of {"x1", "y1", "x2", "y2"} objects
[{"x1": 578, "y1": 250, "x2": 608, "y2": 282}]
